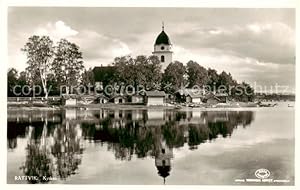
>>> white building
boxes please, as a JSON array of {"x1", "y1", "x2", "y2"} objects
[
  {"x1": 145, "y1": 91, "x2": 166, "y2": 106},
  {"x1": 62, "y1": 94, "x2": 78, "y2": 106},
  {"x1": 152, "y1": 23, "x2": 173, "y2": 72},
  {"x1": 186, "y1": 94, "x2": 203, "y2": 104}
]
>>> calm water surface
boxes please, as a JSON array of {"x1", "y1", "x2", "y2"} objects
[{"x1": 7, "y1": 102, "x2": 294, "y2": 185}]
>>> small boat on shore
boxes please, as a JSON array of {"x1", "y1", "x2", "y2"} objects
[
  {"x1": 175, "y1": 105, "x2": 182, "y2": 109},
  {"x1": 258, "y1": 103, "x2": 278, "y2": 107}
]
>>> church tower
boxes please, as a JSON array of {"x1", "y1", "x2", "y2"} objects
[
  {"x1": 154, "y1": 138, "x2": 173, "y2": 185},
  {"x1": 152, "y1": 23, "x2": 173, "y2": 72}
]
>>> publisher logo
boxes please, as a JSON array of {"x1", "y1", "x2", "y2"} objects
[
  {"x1": 255, "y1": 168, "x2": 270, "y2": 179},
  {"x1": 234, "y1": 168, "x2": 290, "y2": 184}
]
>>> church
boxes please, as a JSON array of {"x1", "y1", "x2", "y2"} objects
[
  {"x1": 93, "y1": 23, "x2": 174, "y2": 81},
  {"x1": 152, "y1": 23, "x2": 173, "y2": 71}
]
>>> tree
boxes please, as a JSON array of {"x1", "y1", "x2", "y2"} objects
[
  {"x1": 82, "y1": 68, "x2": 95, "y2": 87},
  {"x1": 113, "y1": 55, "x2": 136, "y2": 86},
  {"x1": 18, "y1": 71, "x2": 29, "y2": 86},
  {"x1": 218, "y1": 71, "x2": 236, "y2": 87},
  {"x1": 47, "y1": 73, "x2": 60, "y2": 96},
  {"x1": 145, "y1": 55, "x2": 162, "y2": 90},
  {"x1": 234, "y1": 82, "x2": 255, "y2": 102},
  {"x1": 134, "y1": 55, "x2": 149, "y2": 87},
  {"x1": 207, "y1": 68, "x2": 219, "y2": 88},
  {"x1": 7, "y1": 69, "x2": 30, "y2": 97},
  {"x1": 162, "y1": 61, "x2": 186, "y2": 93},
  {"x1": 7, "y1": 68, "x2": 18, "y2": 96},
  {"x1": 186, "y1": 60, "x2": 208, "y2": 88},
  {"x1": 136, "y1": 55, "x2": 162, "y2": 90},
  {"x1": 113, "y1": 55, "x2": 162, "y2": 90},
  {"x1": 22, "y1": 35, "x2": 54, "y2": 99},
  {"x1": 52, "y1": 39, "x2": 84, "y2": 92},
  {"x1": 17, "y1": 71, "x2": 30, "y2": 96}
]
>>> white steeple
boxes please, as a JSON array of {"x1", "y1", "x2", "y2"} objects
[{"x1": 152, "y1": 23, "x2": 173, "y2": 72}]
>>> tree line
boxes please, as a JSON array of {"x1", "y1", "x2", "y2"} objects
[
  {"x1": 107, "y1": 55, "x2": 255, "y2": 101},
  {"x1": 8, "y1": 35, "x2": 254, "y2": 101}
]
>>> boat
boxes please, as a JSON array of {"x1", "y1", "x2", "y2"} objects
[
  {"x1": 175, "y1": 105, "x2": 182, "y2": 109},
  {"x1": 259, "y1": 103, "x2": 277, "y2": 107}
]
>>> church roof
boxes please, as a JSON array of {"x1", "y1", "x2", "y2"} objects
[
  {"x1": 156, "y1": 165, "x2": 171, "y2": 184},
  {"x1": 93, "y1": 66, "x2": 116, "y2": 82},
  {"x1": 156, "y1": 165, "x2": 171, "y2": 178},
  {"x1": 155, "y1": 30, "x2": 171, "y2": 45}
]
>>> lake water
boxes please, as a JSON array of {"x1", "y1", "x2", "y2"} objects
[{"x1": 7, "y1": 102, "x2": 294, "y2": 185}]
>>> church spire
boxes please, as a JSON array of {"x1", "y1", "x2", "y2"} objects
[{"x1": 162, "y1": 21, "x2": 164, "y2": 31}]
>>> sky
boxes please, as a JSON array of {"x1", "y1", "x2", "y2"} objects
[{"x1": 8, "y1": 7, "x2": 295, "y2": 92}]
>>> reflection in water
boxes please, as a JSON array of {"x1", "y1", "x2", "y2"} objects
[
  {"x1": 51, "y1": 120, "x2": 83, "y2": 179},
  {"x1": 8, "y1": 109, "x2": 254, "y2": 184},
  {"x1": 155, "y1": 138, "x2": 173, "y2": 184}
]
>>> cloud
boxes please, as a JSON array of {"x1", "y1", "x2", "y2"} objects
[
  {"x1": 174, "y1": 22, "x2": 295, "y2": 65},
  {"x1": 34, "y1": 20, "x2": 131, "y2": 66},
  {"x1": 34, "y1": 20, "x2": 78, "y2": 40},
  {"x1": 68, "y1": 30, "x2": 132, "y2": 68},
  {"x1": 170, "y1": 20, "x2": 295, "y2": 92},
  {"x1": 7, "y1": 8, "x2": 295, "y2": 91},
  {"x1": 173, "y1": 45, "x2": 295, "y2": 91},
  {"x1": 8, "y1": 21, "x2": 79, "y2": 71},
  {"x1": 9, "y1": 20, "x2": 132, "y2": 70},
  {"x1": 33, "y1": 21, "x2": 132, "y2": 67}
]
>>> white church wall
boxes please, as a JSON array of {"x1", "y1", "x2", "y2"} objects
[
  {"x1": 152, "y1": 51, "x2": 172, "y2": 72},
  {"x1": 154, "y1": 44, "x2": 172, "y2": 51}
]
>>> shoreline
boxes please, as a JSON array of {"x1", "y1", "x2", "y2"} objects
[{"x1": 7, "y1": 101, "x2": 294, "y2": 111}]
